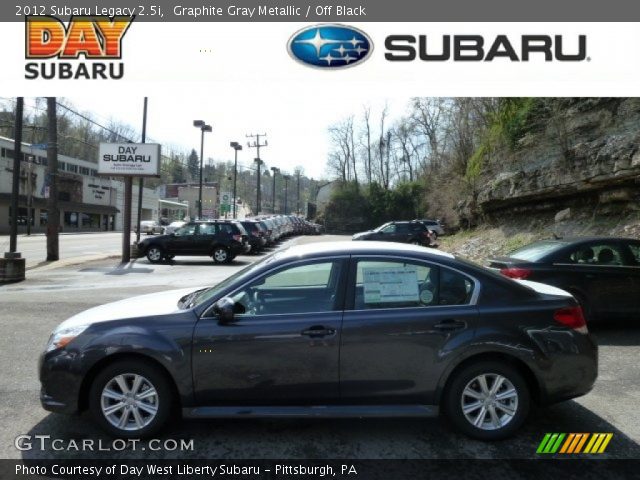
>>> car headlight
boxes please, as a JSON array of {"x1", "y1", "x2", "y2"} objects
[{"x1": 46, "y1": 324, "x2": 89, "y2": 352}]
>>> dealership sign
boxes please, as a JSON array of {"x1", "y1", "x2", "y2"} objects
[{"x1": 98, "y1": 143, "x2": 161, "y2": 177}]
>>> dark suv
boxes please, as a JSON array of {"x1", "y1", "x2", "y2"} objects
[
  {"x1": 241, "y1": 220, "x2": 267, "y2": 254},
  {"x1": 352, "y1": 221, "x2": 433, "y2": 246},
  {"x1": 137, "y1": 220, "x2": 249, "y2": 264}
]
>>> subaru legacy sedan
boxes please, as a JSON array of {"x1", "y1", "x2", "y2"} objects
[{"x1": 40, "y1": 242, "x2": 597, "y2": 440}]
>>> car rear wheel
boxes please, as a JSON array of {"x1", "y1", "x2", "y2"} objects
[
  {"x1": 89, "y1": 360, "x2": 172, "y2": 438},
  {"x1": 146, "y1": 246, "x2": 164, "y2": 263},
  {"x1": 444, "y1": 361, "x2": 529, "y2": 440},
  {"x1": 213, "y1": 246, "x2": 230, "y2": 264}
]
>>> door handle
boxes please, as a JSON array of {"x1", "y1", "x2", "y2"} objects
[
  {"x1": 301, "y1": 326, "x2": 336, "y2": 337},
  {"x1": 433, "y1": 319, "x2": 466, "y2": 331}
]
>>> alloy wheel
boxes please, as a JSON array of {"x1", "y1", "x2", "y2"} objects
[
  {"x1": 460, "y1": 373, "x2": 518, "y2": 431},
  {"x1": 214, "y1": 248, "x2": 228, "y2": 263},
  {"x1": 100, "y1": 374, "x2": 159, "y2": 432},
  {"x1": 147, "y1": 247, "x2": 162, "y2": 262}
]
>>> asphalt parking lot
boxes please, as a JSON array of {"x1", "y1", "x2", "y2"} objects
[{"x1": 1, "y1": 235, "x2": 639, "y2": 460}]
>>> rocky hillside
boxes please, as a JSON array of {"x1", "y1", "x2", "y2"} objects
[
  {"x1": 446, "y1": 98, "x2": 640, "y2": 262},
  {"x1": 475, "y1": 98, "x2": 640, "y2": 222}
]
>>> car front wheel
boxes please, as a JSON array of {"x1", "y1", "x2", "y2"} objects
[
  {"x1": 444, "y1": 361, "x2": 529, "y2": 440},
  {"x1": 212, "y1": 246, "x2": 230, "y2": 264},
  {"x1": 146, "y1": 246, "x2": 164, "y2": 263},
  {"x1": 89, "y1": 360, "x2": 172, "y2": 438}
]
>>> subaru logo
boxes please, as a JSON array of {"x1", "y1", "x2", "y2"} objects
[{"x1": 288, "y1": 24, "x2": 373, "y2": 69}]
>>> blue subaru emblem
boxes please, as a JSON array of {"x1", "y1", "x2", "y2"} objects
[{"x1": 288, "y1": 24, "x2": 373, "y2": 69}]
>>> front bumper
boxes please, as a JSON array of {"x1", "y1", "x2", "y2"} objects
[{"x1": 39, "y1": 350, "x2": 83, "y2": 414}]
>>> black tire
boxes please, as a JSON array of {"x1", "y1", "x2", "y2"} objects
[
  {"x1": 145, "y1": 245, "x2": 164, "y2": 263},
  {"x1": 89, "y1": 359, "x2": 173, "y2": 438},
  {"x1": 212, "y1": 246, "x2": 230, "y2": 264},
  {"x1": 444, "y1": 361, "x2": 530, "y2": 440},
  {"x1": 165, "y1": 254, "x2": 175, "y2": 260}
]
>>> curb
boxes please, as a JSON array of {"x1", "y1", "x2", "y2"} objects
[{"x1": 27, "y1": 254, "x2": 121, "y2": 273}]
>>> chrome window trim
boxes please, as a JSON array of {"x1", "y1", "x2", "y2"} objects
[{"x1": 348, "y1": 254, "x2": 481, "y2": 309}]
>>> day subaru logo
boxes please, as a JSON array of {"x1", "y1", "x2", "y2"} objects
[{"x1": 288, "y1": 24, "x2": 373, "y2": 69}]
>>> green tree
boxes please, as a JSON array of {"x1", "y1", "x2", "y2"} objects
[{"x1": 187, "y1": 149, "x2": 199, "y2": 181}]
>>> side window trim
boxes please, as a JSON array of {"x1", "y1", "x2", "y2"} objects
[
  {"x1": 201, "y1": 256, "x2": 350, "y2": 319},
  {"x1": 345, "y1": 255, "x2": 480, "y2": 312}
]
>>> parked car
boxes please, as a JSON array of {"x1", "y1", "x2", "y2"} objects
[
  {"x1": 40, "y1": 241, "x2": 596, "y2": 440},
  {"x1": 416, "y1": 219, "x2": 446, "y2": 238},
  {"x1": 488, "y1": 236, "x2": 640, "y2": 322},
  {"x1": 240, "y1": 220, "x2": 267, "y2": 254},
  {"x1": 136, "y1": 220, "x2": 249, "y2": 264},
  {"x1": 353, "y1": 221, "x2": 433, "y2": 246},
  {"x1": 163, "y1": 220, "x2": 186, "y2": 235},
  {"x1": 135, "y1": 220, "x2": 164, "y2": 235}
]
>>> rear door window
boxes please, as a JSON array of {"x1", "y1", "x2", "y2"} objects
[
  {"x1": 352, "y1": 259, "x2": 474, "y2": 310},
  {"x1": 568, "y1": 243, "x2": 625, "y2": 266}
]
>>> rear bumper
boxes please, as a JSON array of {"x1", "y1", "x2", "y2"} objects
[{"x1": 536, "y1": 333, "x2": 598, "y2": 405}]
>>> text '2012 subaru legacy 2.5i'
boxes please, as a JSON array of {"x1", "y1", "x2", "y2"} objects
[{"x1": 40, "y1": 242, "x2": 597, "y2": 440}]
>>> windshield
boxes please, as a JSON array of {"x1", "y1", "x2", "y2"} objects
[
  {"x1": 509, "y1": 240, "x2": 567, "y2": 262},
  {"x1": 374, "y1": 222, "x2": 391, "y2": 232},
  {"x1": 184, "y1": 250, "x2": 283, "y2": 308}
]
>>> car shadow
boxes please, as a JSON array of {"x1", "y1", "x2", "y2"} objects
[
  {"x1": 159, "y1": 259, "x2": 253, "y2": 267},
  {"x1": 21, "y1": 401, "x2": 640, "y2": 460},
  {"x1": 589, "y1": 321, "x2": 640, "y2": 346}
]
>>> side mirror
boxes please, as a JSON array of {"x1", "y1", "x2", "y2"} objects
[{"x1": 213, "y1": 297, "x2": 236, "y2": 324}]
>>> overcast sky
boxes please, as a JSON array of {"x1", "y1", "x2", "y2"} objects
[{"x1": 22, "y1": 94, "x2": 408, "y2": 180}]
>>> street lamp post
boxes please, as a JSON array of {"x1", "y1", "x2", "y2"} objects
[
  {"x1": 270, "y1": 166, "x2": 279, "y2": 213},
  {"x1": 283, "y1": 174, "x2": 290, "y2": 214},
  {"x1": 193, "y1": 120, "x2": 212, "y2": 219},
  {"x1": 230, "y1": 142, "x2": 242, "y2": 218}
]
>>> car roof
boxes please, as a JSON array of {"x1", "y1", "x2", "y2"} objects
[{"x1": 276, "y1": 241, "x2": 455, "y2": 261}]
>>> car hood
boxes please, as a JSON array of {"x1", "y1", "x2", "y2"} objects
[
  {"x1": 352, "y1": 230, "x2": 374, "y2": 239},
  {"x1": 57, "y1": 287, "x2": 206, "y2": 328},
  {"x1": 140, "y1": 233, "x2": 173, "y2": 242}
]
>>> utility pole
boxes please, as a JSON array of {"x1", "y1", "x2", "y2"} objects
[
  {"x1": 283, "y1": 174, "x2": 290, "y2": 214},
  {"x1": 253, "y1": 158, "x2": 264, "y2": 214},
  {"x1": 296, "y1": 169, "x2": 301, "y2": 215},
  {"x1": 246, "y1": 133, "x2": 267, "y2": 214},
  {"x1": 135, "y1": 97, "x2": 148, "y2": 244},
  {"x1": 46, "y1": 97, "x2": 60, "y2": 262},
  {"x1": 270, "y1": 166, "x2": 279, "y2": 213}
]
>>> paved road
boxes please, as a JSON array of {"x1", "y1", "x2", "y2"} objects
[
  {"x1": 0, "y1": 232, "x2": 123, "y2": 268},
  {"x1": 1, "y1": 235, "x2": 639, "y2": 461}
]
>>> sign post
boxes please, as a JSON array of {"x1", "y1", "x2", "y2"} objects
[{"x1": 98, "y1": 142, "x2": 161, "y2": 263}]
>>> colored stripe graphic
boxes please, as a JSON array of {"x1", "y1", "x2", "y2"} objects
[{"x1": 537, "y1": 433, "x2": 612, "y2": 454}]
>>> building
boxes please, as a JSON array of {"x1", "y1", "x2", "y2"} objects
[
  {"x1": 158, "y1": 182, "x2": 219, "y2": 220},
  {"x1": 0, "y1": 136, "x2": 159, "y2": 234}
]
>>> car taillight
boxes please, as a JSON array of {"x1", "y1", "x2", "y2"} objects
[
  {"x1": 554, "y1": 306, "x2": 588, "y2": 334},
  {"x1": 500, "y1": 267, "x2": 532, "y2": 279},
  {"x1": 251, "y1": 231, "x2": 259, "y2": 237},
  {"x1": 233, "y1": 234, "x2": 241, "y2": 241}
]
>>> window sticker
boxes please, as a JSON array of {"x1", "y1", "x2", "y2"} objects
[{"x1": 363, "y1": 266, "x2": 419, "y2": 304}]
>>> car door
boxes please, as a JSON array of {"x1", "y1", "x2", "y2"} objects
[
  {"x1": 192, "y1": 257, "x2": 348, "y2": 405},
  {"x1": 168, "y1": 223, "x2": 198, "y2": 254},
  {"x1": 619, "y1": 240, "x2": 640, "y2": 316},
  {"x1": 340, "y1": 256, "x2": 478, "y2": 405},
  {"x1": 193, "y1": 223, "x2": 216, "y2": 254},
  {"x1": 557, "y1": 241, "x2": 634, "y2": 315}
]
